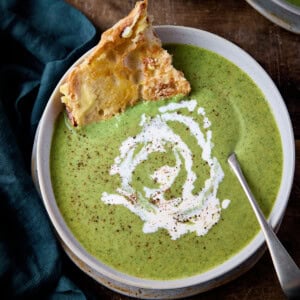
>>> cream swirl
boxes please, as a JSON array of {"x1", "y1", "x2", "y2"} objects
[{"x1": 101, "y1": 99, "x2": 229, "y2": 240}]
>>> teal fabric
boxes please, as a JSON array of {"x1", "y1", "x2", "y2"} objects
[{"x1": 0, "y1": 0, "x2": 98, "y2": 298}]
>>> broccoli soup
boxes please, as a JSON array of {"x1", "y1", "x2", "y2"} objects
[{"x1": 50, "y1": 44, "x2": 282, "y2": 280}]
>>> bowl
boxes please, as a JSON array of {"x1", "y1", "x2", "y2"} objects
[
  {"x1": 246, "y1": 0, "x2": 300, "y2": 34},
  {"x1": 31, "y1": 26, "x2": 295, "y2": 299}
]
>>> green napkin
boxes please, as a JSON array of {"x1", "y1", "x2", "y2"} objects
[{"x1": 0, "y1": 0, "x2": 98, "y2": 298}]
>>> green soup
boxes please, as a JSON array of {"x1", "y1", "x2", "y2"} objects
[
  {"x1": 51, "y1": 44, "x2": 282, "y2": 279},
  {"x1": 284, "y1": 0, "x2": 300, "y2": 7}
]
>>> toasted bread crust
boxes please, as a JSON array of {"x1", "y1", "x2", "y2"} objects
[{"x1": 60, "y1": 0, "x2": 190, "y2": 126}]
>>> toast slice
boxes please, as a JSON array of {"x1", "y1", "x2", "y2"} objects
[{"x1": 60, "y1": 0, "x2": 191, "y2": 126}]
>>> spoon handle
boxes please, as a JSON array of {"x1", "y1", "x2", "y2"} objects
[{"x1": 228, "y1": 153, "x2": 300, "y2": 299}]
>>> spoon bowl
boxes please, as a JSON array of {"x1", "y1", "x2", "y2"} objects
[{"x1": 228, "y1": 153, "x2": 300, "y2": 299}]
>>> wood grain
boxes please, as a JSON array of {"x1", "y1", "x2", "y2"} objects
[{"x1": 65, "y1": 1, "x2": 300, "y2": 299}]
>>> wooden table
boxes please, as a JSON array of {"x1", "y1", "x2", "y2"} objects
[{"x1": 65, "y1": 1, "x2": 300, "y2": 299}]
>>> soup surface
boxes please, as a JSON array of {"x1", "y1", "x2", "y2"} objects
[
  {"x1": 285, "y1": 0, "x2": 300, "y2": 7},
  {"x1": 51, "y1": 44, "x2": 282, "y2": 279}
]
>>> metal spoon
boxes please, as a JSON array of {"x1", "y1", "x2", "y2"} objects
[{"x1": 228, "y1": 153, "x2": 300, "y2": 299}]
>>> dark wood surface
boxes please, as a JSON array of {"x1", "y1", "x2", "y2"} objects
[{"x1": 65, "y1": 1, "x2": 300, "y2": 299}]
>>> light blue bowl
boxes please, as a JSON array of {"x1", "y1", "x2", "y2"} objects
[{"x1": 246, "y1": 0, "x2": 300, "y2": 33}]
